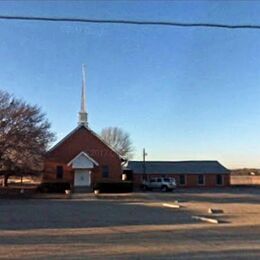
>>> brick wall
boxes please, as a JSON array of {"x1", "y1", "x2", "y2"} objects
[
  {"x1": 44, "y1": 161, "x2": 74, "y2": 184},
  {"x1": 43, "y1": 126, "x2": 122, "y2": 186},
  {"x1": 133, "y1": 173, "x2": 230, "y2": 188}
]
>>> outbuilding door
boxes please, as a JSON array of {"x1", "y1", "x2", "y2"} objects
[{"x1": 74, "y1": 169, "x2": 91, "y2": 187}]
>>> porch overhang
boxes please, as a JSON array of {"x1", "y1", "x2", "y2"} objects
[{"x1": 67, "y1": 151, "x2": 99, "y2": 169}]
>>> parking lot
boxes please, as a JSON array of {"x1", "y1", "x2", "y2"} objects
[{"x1": 0, "y1": 187, "x2": 259, "y2": 259}]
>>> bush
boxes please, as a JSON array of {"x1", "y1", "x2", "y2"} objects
[
  {"x1": 93, "y1": 181, "x2": 133, "y2": 193},
  {"x1": 37, "y1": 182, "x2": 71, "y2": 193}
]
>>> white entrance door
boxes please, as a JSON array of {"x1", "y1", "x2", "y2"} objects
[{"x1": 74, "y1": 170, "x2": 91, "y2": 187}]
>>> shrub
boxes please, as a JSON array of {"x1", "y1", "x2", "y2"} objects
[
  {"x1": 93, "y1": 181, "x2": 133, "y2": 193},
  {"x1": 37, "y1": 182, "x2": 71, "y2": 193}
]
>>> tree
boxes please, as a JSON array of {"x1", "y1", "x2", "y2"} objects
[
  {"x1": 0, "y1": 90, "x2": 55, "y2": 186},
  {"x1": 100, "y1": 127, "x2": 134, "y2": 160}
]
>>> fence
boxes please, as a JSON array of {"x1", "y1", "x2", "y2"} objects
[{"x1": 231, "y1": 176, "x2": 260, "y2": 185}]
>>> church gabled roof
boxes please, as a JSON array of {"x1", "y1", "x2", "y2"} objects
[
  {"x1": 47, "y1": 66, "x2": 125, "y2": 161},
  {"x1": 47, "y1": 124, "x2": 125, "y2": 160}
]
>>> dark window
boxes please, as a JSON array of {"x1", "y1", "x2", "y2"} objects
[
  {"x1": 157, "y1": 178, "x2": 162, "y2": 183},
  {"x1": 102, "y1": 166, "x2": 109, "y2": 178},
  {"x1": 216, "y1": 175, "x2": 223, "y2": 185},
  {"x1": 198, "y1": 175, "x2": 205, "y2": 185},
  {"x1": 180, "y1": 175, "x2": 186, "y2": 185},
  {"x1": 142, "y1": 174, "x2": 147, "y2": 181},
  {"x1": 56, "y1": 165, "x2": 63, "y2": 179}
]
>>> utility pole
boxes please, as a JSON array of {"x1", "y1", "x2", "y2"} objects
[{"x1": 142, "y1": 148, "x2": 147, "y2": 180}]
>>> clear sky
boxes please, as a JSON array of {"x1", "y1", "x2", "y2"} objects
[{"x1": 1, "y1": 0, "x2": 260, "y2": 169}]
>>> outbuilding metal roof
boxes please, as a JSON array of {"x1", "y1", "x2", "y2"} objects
[{"x1": 127, "y1": 161, "x2": 230, "y2": 175}]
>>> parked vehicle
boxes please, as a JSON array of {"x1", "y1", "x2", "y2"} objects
[{"x1": 141, "y1": 177, "x2": 176, "y2": 191}]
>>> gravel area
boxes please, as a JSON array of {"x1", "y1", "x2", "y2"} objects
[{"x1": 0, "y1": 187, "x2": 259, "y2": 259}]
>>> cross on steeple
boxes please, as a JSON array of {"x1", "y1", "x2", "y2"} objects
[{"x1": 78, "y1": 64, "x2": 88, "y2": 127}]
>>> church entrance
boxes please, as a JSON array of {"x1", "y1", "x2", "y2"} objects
[
  {"x1": 68, "y1": 151, "x2": 98, "y2": 192},
  {"x1": 74, "y1": 169, "x2": 91, "y2": 187}
]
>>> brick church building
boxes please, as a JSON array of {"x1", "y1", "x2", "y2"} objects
[
  {"x1": 43, "y1": 66, "x2": 123, "y2": 191},
  {"x1": 43, "y1": 66, "x2": 230, "y2": 192}
]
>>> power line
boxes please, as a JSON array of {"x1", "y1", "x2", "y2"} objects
[{"x1": 0, "y1": 15, "x2": 260, "y2": 30}]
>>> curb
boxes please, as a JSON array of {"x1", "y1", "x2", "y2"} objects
[
  {"x1": 192, "y1": 215, "x2": 219, "y2": 224},
  {"x1": 162, "y1": 203, "x2": 181, "y2": 209}
]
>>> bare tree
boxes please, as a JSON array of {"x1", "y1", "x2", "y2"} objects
[
  {"x1": 100, "y1": 127, "x2": 134, "y2": 160},
  {"x1": 0, "y1": 90, "x2": 55, "y2": 186}
]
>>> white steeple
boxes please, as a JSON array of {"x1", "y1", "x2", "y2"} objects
[{"x1": 78, "y1": 64, "x2": 88, "y2": 127}]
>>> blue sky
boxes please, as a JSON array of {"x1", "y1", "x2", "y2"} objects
[{"x1": 1, "y1": 0, "x2": 260, "y2": 168}]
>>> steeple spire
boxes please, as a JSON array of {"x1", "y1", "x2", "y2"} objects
[{"x1": 78, "y1": 64, "x2": 88, "y2": 127}]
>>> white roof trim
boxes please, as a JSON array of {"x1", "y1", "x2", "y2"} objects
[
  {"x1": 88, "y1": 127, "x2": 126, "y2": 160},
  {"x1": 48, "y1": 124, "x2": 84, "y2": 153},
  {"x1": 47, "y1": 124, "x2": 125, "y2": 160},
  {"x1": 68, "y1": 151, "x2": 99, "y2": 167}
]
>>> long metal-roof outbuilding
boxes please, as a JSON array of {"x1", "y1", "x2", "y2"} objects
[{"x1": 127, "y1": 160, "x2": 230, "y2": 175}]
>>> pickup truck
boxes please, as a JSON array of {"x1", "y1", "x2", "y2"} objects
[{"x1": 141, "y1": 177, "x2": 176, "y2": 192}]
